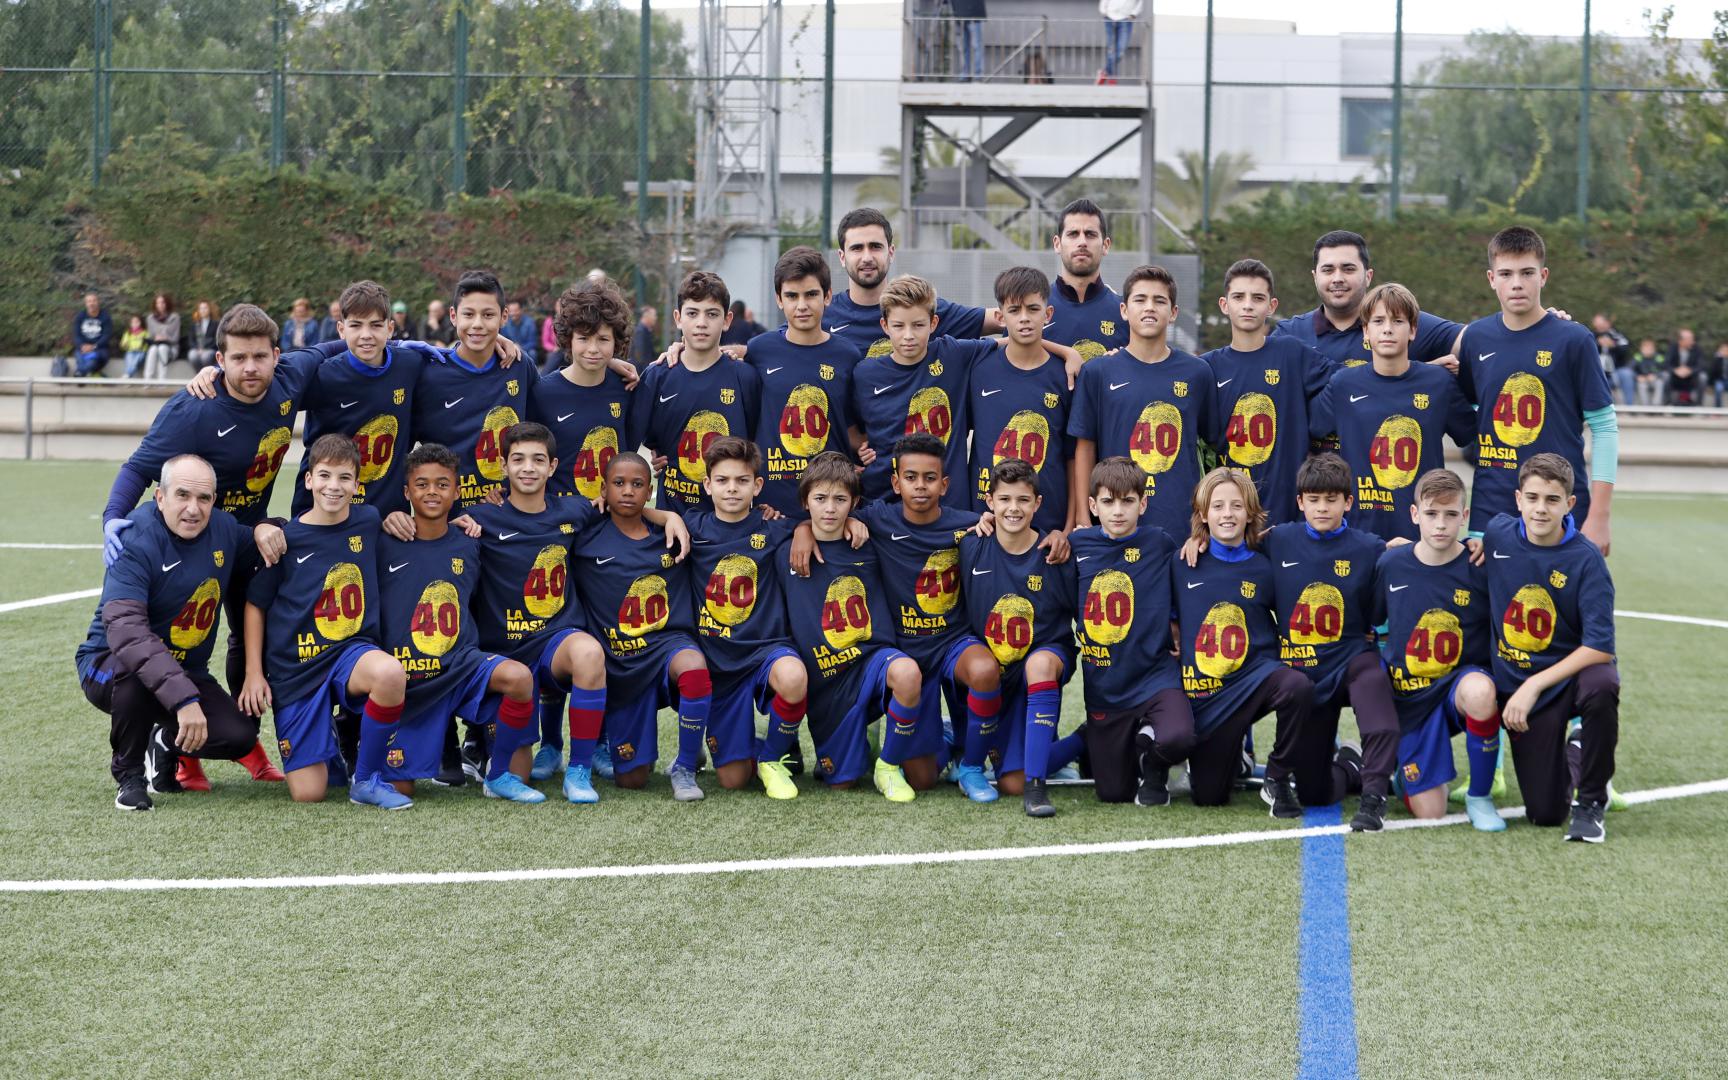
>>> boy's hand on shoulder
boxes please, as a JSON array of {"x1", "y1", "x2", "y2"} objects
[
  {"x1": 382, "y1": 511, "x2": 417, "y2": 542},
  {"x1": 973, "y1": 511, "x2": 995, "y2": 537},
  {"x1": 1179, "y1": 535, "x2": 1202, "y2": 568},
  {"x1": 759, "y1": 504, "x2": 784, "y2": 521},
  {"x1": 253, "y1": 522, "x2": 286, "y2": 566},
  {"x1": 494, "y1": 336, "x2": 521, "y2": 368},
  {"x1": 856, "y1": 442, "x2": 876, "y2": 467},
  {"x1": 483, "y1": 486, "x2": 505, "y2": 506},
  {"x1": 608, "y1": 355, "x2": 639, "y2": 388},
  {"x1": 1427, "y1": 354, "x2": 1460, "y2": 376},
  {"x1": 662, "y1": 513, "x2": 691, "y2": 561},
  {"x1": 452, "y1": 514, "x2": 482, "y2": 539},
  {"x1": 721, "y1": 344, "x2": 747, "y2": 361},
  {"x1": 659, "y1": 341, "x2": 685, "y2": 369},
  {"x1": 1464, "y1": 537, "x2": 1485, "y2": 566},
  {"x1": 186, "y1": 364, "x2": 221, "y2": 399},
  {"x1": 789, "y1": 521, "x2": 817, "y2": 577},
  {"x1": 1038, "y1": 530, "x2": 1070, "y2": 564},
  {"x1": 844, "y1": 518, "x2": 868, "y2": 548}
]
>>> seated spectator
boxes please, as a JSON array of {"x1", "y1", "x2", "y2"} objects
[
  {"x1": 72, "y1": 293, "x2": 114, "y2": 377},
  {"x1": 187, "y1": 300, "x2": 220, "y2": 370},
  {"x1": 1668, "y1": 328, "x2": 1704, "y2": 407},
  {"x1": 1712, "y1": 343, "x2": 1728, "y2": 409},
  {"x1": 120, "y1": 315, "x2": 149, "y2": 378},
  {"x1": 540, "y1": 307, "x2": 563, "y2": 371},
  {"x1": 145, "y1": 293, "x2": 180, "y2": 380},
  {"x1": 422, "y1": 299, "x2": 456, "y2": 345},
  {"x1": 281, "y1": 297, "x2": 320, "y2": 350},
  {"x1": 389, "y1": 300, "x2": 416, "y2": 341},
  {"x1": 1634, "y1": 338, "x2": 1667, "y2": 406},
  {"x1": 502, "y1": 298, "x2": 541, "y2": 369},
  {"x1": 318, "y1": 300, "x2": 341, "y2": 346}
]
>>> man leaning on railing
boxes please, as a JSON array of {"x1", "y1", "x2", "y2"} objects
[{"x1": 1098, "y1": 0, "x2": 1140, "y2": 85}]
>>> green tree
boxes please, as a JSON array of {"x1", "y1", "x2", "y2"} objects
[{"x1": 1155, "y1": 150, "x2": 1259, "y2": 233}]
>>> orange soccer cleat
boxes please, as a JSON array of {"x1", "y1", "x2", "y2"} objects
[
  {"x1": 177, "y1": 756, "x2": 212, "y2": 792},
  {"x1": 237, "y1": 741, "x2": 286, "y2": 782}
]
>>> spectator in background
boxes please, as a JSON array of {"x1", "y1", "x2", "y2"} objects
[
  {"x1": 422, "y1": 298, "x2": 456, "y2": 345},
  {"x1": 502, "y1": 298, "x2": 540, "y2": 369},
  {"x1": 1592, "y1": 312, "x2": 1633, "y2": 405},
  {"x1": 144, "y1": 293, "x2": 180, "y2": 380},
  {"x1": 187, "y1": 300, "x2": 220, "y2": 369},
  {"x1": 539, "y1": 306, "x2": 563, "y2": 372},
  {"x1": 1098, "y1": 0, "x2": 1140, "y2": 84},
  {"x1": 282, "y1": 297, "x2": 320, "y2": 350},
  {"x1": 317, "y1": 300, "x2": 341, "y2": 345},
  {"x1": 120, "y1": 315, "x2": 149, "y2": 378},
  {"x1": 952, "y1": 0, "x2": 986, "y2": 81},
  {"x1": 720, "y1": 301, "x2": 763, "y2": 347},
  {"x1": 1711, "y1": 343, "x2": 1728, "y2": 408},
  {"x1": 1669, "y1": 328, "x2": 1704, "y2": 406},
  {"x1": 586, "y1": 268, "x2": 610, "y2": 286},
  {"x1": 72, "y1": 293, "x2": 114, "y2": 377},
  {"x1": 389, "y1": 300, "x2": 415, "y2": 341},
  {"x1": 632, "y1": 304, "x2": 658, "y2": 364},
  {"x1": 1634, "y1": 337, "x2": 1667, "y2": 406}
]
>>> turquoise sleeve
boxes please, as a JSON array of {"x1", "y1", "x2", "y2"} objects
[{"x1": 1584, "y1": 406, "x2": 1618, "y2": 485}]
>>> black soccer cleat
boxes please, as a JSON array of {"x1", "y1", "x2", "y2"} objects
[
  {"x1": 1349, "y1": 792, "x2": 1387, "y2": 832},
  {"x1": 1022, "y1": 778, "x2": 1056, "y2": 818},
  {"x1": 1135, "y1": 761, "x2": 1171, "y2": 807},
  {"x1": 784, "y1": 739, "x2": 806, "y2": 776},
  {"x1": 430, "y1": 742, "x2": 467, "y2": 788},
  {"x1": 146, "y1": 725, "x2": 183, "y2": 794},
  {"x1": 1564, "y1": 800, "x2": 1606, "y2": 844},
  {"x1": 1134, "y1": 723, "x2": 1156, "y2": 754},
  {"x1": 115, "y1": 774, "x2": 154, "y2": 812},
  {"x1": 458, "y1": 733, "x2": 488, "y2": 785},
  {"x1": 1261, "y1": 774, "x2": 1303, "y2": 819}
]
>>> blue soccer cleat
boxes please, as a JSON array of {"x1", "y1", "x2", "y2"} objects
[
  {"x1": 484, "y1": 772, "x2": 548, "y2": 804},
  {"x1": 591, "y1": 743, "x2": 615, "y2": 780},
  {"x1": 1464, "y1": 794, "x2": 1506, "y2": 833},
  {"x1": 350, "y1": 774, "x2": 413, "y2": 810},
  {"x1": 563, "y1": 763, "x2": 599, "y2": 804},
  {"x1": 953, "y1": 763, "x2": 999, "y2": 803},
  {"x1": 529, "y1": 743, "x2": 563, "y2": 781}
]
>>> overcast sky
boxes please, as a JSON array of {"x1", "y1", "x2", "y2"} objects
[{"x1": 1151, "y1": 0, "x2": 1719, "y2": 39}]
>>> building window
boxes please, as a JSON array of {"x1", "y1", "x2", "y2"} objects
[{"x1": 1341, "y1": 98, "x2": 1394, "y2": 159}]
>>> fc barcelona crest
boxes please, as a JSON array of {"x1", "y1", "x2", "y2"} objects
[
  {"x1": 1100, "y1": 320, "x2": 1116, "y2": 336},
  {"x1": 610, "y1": 402, "x2": 622, "y2": 418},
  {"x1": 1044, "y1": 392, "x2": 1060, "y2": 408},
  {"x1": 451, "y1": 558, "x2": 465, "y2": 575},
  {"x1": 720, "y1": 388, "x2": 736, "y2": 405},
  {"x1": 1454, "y1": 588, "x2": 1472, "y2": 607},
  {"x1": 1027, "y1": 574, "x2": 1043, "y2": 592},
  {"x1": 1124, "y1": 547, "x2": 1141, "y2": 563},
  {"x1": 1173, "y1": 381, "x2": 1189, "y2": 398},
  {"x1": 1334, "y1": 559, "x2": 1351, "y2": 578},
  {"x1": 280, "y1": 400, "x2": 293, "y2": 415},
  {"x1": 750, "y1": 533, "x2": 767, "y2": 550},
  {"x1": 348, "y1": 535, "x2": 364, "y2": 553},
  {"x1": 393, "y1": 388, "x2": 406, "y2": 405},
  {"x1": 1536, "y1": 350, "x2": 1553, "y2": 368},
  {"x1": 386, "y1": 748, "x2": 405, "y2": 768},
  {"x1": 661, "y1": 553, "x2": 675, "y2": 568},
  {"x1": 213, "y1": 550, "x2": 225, "y2": 568},
  {"x1": 928, "y1": 359, "x2": 944, "y2": 377},
  {"x1": 506, "y1": 379, "x2": 520, "y2": 396},
  {"x1": 820, "y1": 364, "x2": 836, "y2": 381},
  {"x1": 1264, "y1": 369, "x2": 1281, "y2": 386},
  {"x1": 1240, "y1": 581, "x2": 1257, "y2": 599},
  {"x1": 560, "y1": 523, "x2": 574, "y2": 534},
  {"x1": 1549, "y1": 570, "x2": 1567, "y2": 589},
  {"x1": 1413, "y1": 393, "x2": 1430, "y2": 410}
]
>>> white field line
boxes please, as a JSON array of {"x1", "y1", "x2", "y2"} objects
[
  {"x1": 1614, "y1": 609, "x2": 1728, "y2": 631},
  {"x1": 0, "y1": 543, "x2": 101, "y2": 550},
  {"x1": 0, "y1": 588, "x2": 99, "y2": 614},
  {"x1": 2, "y1": 777, "x2": 1724, "y2": 896}
]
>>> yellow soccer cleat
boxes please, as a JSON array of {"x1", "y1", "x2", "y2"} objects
[
  {"x1": 872, "y1": 758, "x2": 915, "y2": 803},
  {"x1": 758, "y1": 756, "x2": 799, "y2": 800}
]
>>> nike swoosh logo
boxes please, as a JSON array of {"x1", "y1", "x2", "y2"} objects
[
  {"x1": 161, "y1": 561, "x2": 180, "y2": 572},
  {"x1": 890, "y1": 533, "x2": 911, "y2": 541},
  {"x1": 1349, "y1": 394, "x2": 1370, "y2": 403},
  {"x1": 1076, "y1": 555, "x2": 1092, "y2": 562},
  {"x1": 556, "y1": 413, "x2": 576, "y2": 423},
  {"x1": 216, "y1": 425, "x2": 237, "y2": 437},
  {"x1": 765, "y1": 366, "x2": 784, "y2": 375},
  {"x1": 970, "y1": 568, "x2": 991, "y2": 576},
  {"x1": 659, "y1": 394, "x2": 678, "y2": 403},
  {"x1": 498, "y1": 531, "x2": 520, "y2": 540},
  {"x1": 873, "y1": 386, "x2": 894, "y2": 395},
  {"x1": 388, "y1": 563, "x2": 409, "y2": 573},
  {"x1": 295, "y1": 553, "x2": 314, "y2": 565},
  {"x1": 1186, "y1": 581, "x2": 1203, "y2": 589},
  {"x1": 1492, "y1": 552, "x2": 1510, "y2": 559},
  {"x1": 1281, "y1": 560, "x2": 1300, "y2": 567},
  {"x1": 980, "y1": 388, "x2": 1002, "y2": 397},
  {"x1": 1389, "y1": 584, "x2": 1409, "y2": 592},
  {"x1": 444, "y1": 398, "x2": 463, "y2": 409},
  {"x1": 339, "y1": 401, "x2": 359, "y2": 409},
  {"x1": 1034, "y1": 713, "x2": 1054, "y2": 720},
  {"x1": 1478, "y1": 352, "x2": 1496, "y2": 362},
  {"x1": 595, "y1": 556, "x2": 615, "y2": 564},
  {"x1": 692, "y1": 539, "x2": 714, "y2": 545},
  {"x1": 1109, "y1": 381, "x2": 1131, "y2": 391},
  {"x1": 1216, "y1": 379, "x2": 1233, "y2": 387},
  {"x1": 827, "y1": 323, "x2": 851, "y2": 332}
]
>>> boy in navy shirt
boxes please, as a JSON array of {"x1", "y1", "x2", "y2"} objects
[
  {"x1": 1045, "y1": 199, "x2": 1128, "y2": 360},
  {"x1": 1483, "y1": 453, "x2": 1618, "y2": 842},
  {"x1": 1170, "y1": 468, "x2": 1315, "y2": 818},
  {"x1": 969, "y1": 266, "x2": 1074, "y2": 533},
  {"x1": 1201, "y1": 258, "x2": 1333, "y2": 525},
  {"x1": 1071, "y1": 457, "x2": 1193, "y2": 806},
  {"x1": 824, "y1": 207, "x2": 994, "y2": 359},
  {"x1": 1458, "y1": 226, "x2": 1619, "y2": 554},
  {"x1": 958, "y1": 458, "x2": 1084, "y2": 816},
  {"x1": 1069, "y1": 265, "x2": 1220, "y2": 540},
  {"x1": 632, "y1": 270, "x2": 761, "y2": 514},
  {"x1": 781, "y1": 452, "x2": 924, "y2": 801},
  {"x1": 1309, "y1": 283, "x2": 1475, "y2": 542},
  {"x1": 572, "y1": 453, "x2": 712, "y2": 801},
  {"x1": 241, "y1": 435, "x2": 410, "y2": 809},
  {"x1": 1372, "y1": 468, "x2": 1504, "y2": 832},
  {"x1": 377, "y1": 443, "x2": 543, "y2": 803},
  {"x1": 686, "y1": 437, "x2": 808, "y2": 799},
  {"x1": 527, "y1": 279, "x2": 638, "y2": 504}
]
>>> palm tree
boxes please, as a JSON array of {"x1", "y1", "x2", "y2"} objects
[{"x1": 1155, "y1": 150, "x2": 1259, "y2": 230}]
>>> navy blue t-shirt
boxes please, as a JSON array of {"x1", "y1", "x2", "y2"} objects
[
  {"x1": 851, "y1": 335, "x2": 995, "y2": 507},
  {"x1": 1274, "y1": 307, "x2": 1463, "y2": 370},
  {"x1": 1262, "y1": 522, "x2": 1385, "y2": 701},
  {"x1": 967, "y1": 345, "x2": 1073, "y2": 533},
  {"x1": 852, "y1": 501, "x2": 981, "y2": 669},
  {"x1": 77, "y1": 503, "x2": 251, "y2": 681},
  {"x1": 1068, "y1": 346, "x2": 1220, "y2": 540},
  {"x1": 685, "y1": 509, "x2": 796, "y2": 686},
  {"x1": 571, "y1": 518, "x2": 697, "y2": 682},
  {"x1": 746, "y1": 331, "x2": 861, "y2": 513},
  {"x1": 246, "y1": 505, "x2": 382, "y2": 706},
  {"x1": 412, "y1": 348, "x2": 537, "y2": 508},
  {"x1": 1201, "y1": 336, "x2": 1334, "y2": 525},
  {"x1": 466, "y1": 496, "x2": 602, "y2": 663},
  {"x1": 527, "y1": 368, "x2": 637, "y2": 502},
  {"x1": 1309, "y1": 362, "x2": 1475, "y2": 542},
  {"x1": 1482, "y1": 513, "x2": 1615, "y2": 709},
  {"x1": 1046, "y1": 278, "x2": 1128, "y2": 360},
  {"x1": 1372, "y1": 543, "x2": 1491, "y2": 733},
  {"x1": 377, "y1": 528, "x2": 487, "y2": 711},
  {"x1": 781, "y1": 536, "x2": 900, "y2": 712},
  {"x1": 1457, "y1": 314, "x2": 1614, "y2": 532},
  {"x1": 292, "y1": 344, "x2": 425, "y2": 517},
  {"x1": 822, "y1": 288, "x2": 987, "y2": 361},
  {"x1": 631, "y1": 357, "x2": 760, "y2": 514},
  {"x1": 958, "y1": 533, "x2": 1077, "y2": 683},
  {"x1": 1070, "y1": 523, "x2": 1180, "y2": 712},
  {"x1": 1171, "y1": 544, "x2": 1284, "y2": 735}
]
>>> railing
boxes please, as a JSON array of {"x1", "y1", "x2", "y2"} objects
[{"x1": 904, "y1": 15, "x2": 1149, "y2": 87}]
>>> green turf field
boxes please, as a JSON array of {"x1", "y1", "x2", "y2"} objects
[{"x1": 2, "y1": 460, "x2": 1725, "y2": 1078}]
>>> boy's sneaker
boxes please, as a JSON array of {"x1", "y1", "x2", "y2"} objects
[
  {"x1": 1464, "y1": 794, "x2": 1506, "y2": 833},
  {"x1": 562, "y1": 763, "x2": 599, "y2": 804},
  {"x1": 1048, "y1": 762, "x2": 1082, "y2": 782},
  {"x1": 1135, "y1": 763, "x2": 1171, "y2": 807},
  {"x1": 459, "y1": 735, "x2": 488, "y2": 784},
  {"x1": 115, "y1": 774, "x2": 153, "y2": 812},
  {"x1": 529, "y1": 744, "x2": 562, "y2": 782},
  {"x1": 1022, "y1": 778, "x2": 1055, "y2": 818},
  {"x1": 954, "y1": 763, "x2": 998, "y2": 803},
  {"x1": 669, "y1": 765, "x2": 705, "y2": 802},
  {"x1": 431, "y1": 744, "x2": 466, "y2": 788},
  {"x1": 177, "y1": 755, "x2": 211, "y2": 792},
  {"x1": 783, "y1": 740, "x2": 806, "y2": 776},
  {"x1": 591, "y1": 743, "x2": 615, "y2": 780},
  {"x1": 1564, "y1": 800, "x2": 1606, "y2": 843},
  {"x1": 1261, "y1": 774, "x2": 1302, "y2": 819},
  {"x1": 872, "y1": 758, "x2": 915, "y2": 803},
  {"x1": 1333, "y1": 742, "x2": 1364, "y2": 796},
  {"x1": 1607, "y1": 782, "x2": 1629, "y2": 812},
  {"x1": 350, "y1": 774, "x2": 413, "y2": 810},
  {"x1": 146, "y1": 727, "x2": 183, "y2": 794},
  {"x1": 237, "y1": 740, "x2": 285, "y2": 781},
  {"x1": 1349, "y1": 793, "x2": 1387, "y2": 832},
  {"x1": 757, "y1": 757, "x2": 798, "y2": 800},
  {"x1": 483, "y1": 772, "x2": 547, "y2": 804}
]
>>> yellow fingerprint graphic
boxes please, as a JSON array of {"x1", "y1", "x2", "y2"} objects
[
  {"x1": 705, "y1": 554, "x2": 759, "y2": 627},
  {"x1": 317, "y1": 561, "x2": 366, "y2": 642},
  {"x1": 1082, "y1": 569, "x2": 1134, "y2": 646},
  {"x1": 411, "y1": 580, "x2": 461, "y2": 657}
]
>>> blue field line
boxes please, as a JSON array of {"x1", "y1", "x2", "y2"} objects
[{"x1": 1295, "y1": 803, "x2": 1360, "y2": 1080}]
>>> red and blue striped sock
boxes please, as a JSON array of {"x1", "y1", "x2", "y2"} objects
[
  {"x1": 568, "y1": 686, "x2": 605, "y2": 768},
  {"x1": 960, "y1": 688, "x2": 1001, "y2": 768},
  {"x1": 881, "y1": 697, "x2": 918, "y2": 766},
  {"x1": 674, "y1": 668, "x2": 712, "y2": 772},
  {"x1": 487, "y1": 695, "x2": 536, "y2": 781},
  {"x1": 1023, "y1": 681, "x2": 1061, "y2": 780},
  {"x1": 760, "y1": 694, "x2": 805, "y2": 761},
  {"x1": 356, "y1": 698, "x2": 403, "y2": 780}
]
